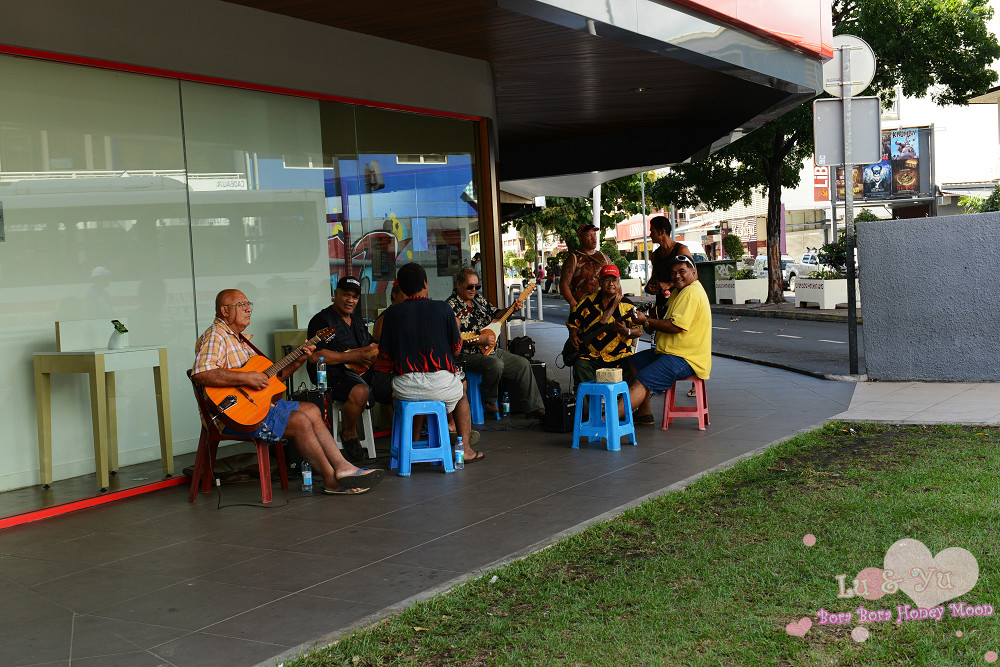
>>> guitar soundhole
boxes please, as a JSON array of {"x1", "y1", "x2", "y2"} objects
[{"x1": 219, "y1": 395, "x2": 238, "y2": 412}]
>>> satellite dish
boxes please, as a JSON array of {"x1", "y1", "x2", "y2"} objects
[{"x1": 823, "y1": 34, "x2": 876, "y2": 98}]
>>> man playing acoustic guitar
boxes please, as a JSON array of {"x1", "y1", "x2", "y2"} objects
[
  {"x1": 446, "y1": 268, "x2": 545, "y2": 418},
  {"x1": 191, "y1": 289, "x2": 384, "y2": 495},
  {"x1": 307, "y1": 276, "x2": 393, "y2": 461},
  {"x1": 565, "y1": 264, "x2": 643, "y2": 386}
]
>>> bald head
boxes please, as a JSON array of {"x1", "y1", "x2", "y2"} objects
[{"x1": 215, "y1": 289, "x2": 243, "y2": 317}]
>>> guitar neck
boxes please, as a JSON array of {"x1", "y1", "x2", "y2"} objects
[{"x1": 264, "y1": 333, "x2": 321, "y2": 378}]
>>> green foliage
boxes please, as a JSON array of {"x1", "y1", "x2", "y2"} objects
[
  {"x1": 721, "y1": 233, "x2": 745, "y2": 261},
  {"x1": 818, "y1": 235, "x2": 849, "y2": 276},
  {"x1": 600, "y1": 240, "x2": 630, "y2": 277},
  {"x1": 959, "y1": 195, "x2": 984, "y2": 214},
  {"x1": 731, "y1": 267, "x2": 756, "y2": 280},
  {"x1": 979, "y1": 184, "x2": 1000, "y2": 213},
  {"x1": 502, "y1": 250, "x2": 527, "y2": 271},
  {"x1": 810, "y1": 268, "x2": 844, "y2": 280},
  {"x1": 854, "y1": 208, "x2": 879, "y2": 222}
]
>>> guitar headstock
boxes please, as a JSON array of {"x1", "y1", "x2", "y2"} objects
[{"x1": 315, "y1": 327, "x2": 336, "y2": 344}]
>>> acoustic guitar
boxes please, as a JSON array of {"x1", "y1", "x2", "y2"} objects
[
  {"x1": 460, "y1": 282, "x2": 536, "y2": 355},
  {"x1": 205, "y1": 327, "x2": 335, "y2": 432}
]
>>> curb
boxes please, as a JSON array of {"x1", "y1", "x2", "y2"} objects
[
  {"x1": 710, "y1": 351, "x2": 867, "y2": 383},
  {"x1": 711, "y1": 304, "x2": 862, "y2": 324}
]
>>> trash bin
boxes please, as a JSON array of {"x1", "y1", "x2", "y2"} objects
[{"x1": 695, "y1": 260, "x2": 737, "y2": 304}]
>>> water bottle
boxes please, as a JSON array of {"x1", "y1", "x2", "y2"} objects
[
  {"x1": 316, "y1": 357, "x2": 327, "y2": 391},
  {"x1": 501, "y1": 392, "x2": 510, "y2": 416},
  {"x1": 301, "y1": 461, "x2": 313, "y2": 492},
  {"x1": 454, "y1": 436, "x2": 464, "y2": 469}
]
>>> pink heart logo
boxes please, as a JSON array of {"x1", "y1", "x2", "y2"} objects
[
  {"x1": 883, "y1": 538, "x2": 979, "y2": 608},
  {"x1": 785, "y1": 617, "x2": 812, "y2": 637}
]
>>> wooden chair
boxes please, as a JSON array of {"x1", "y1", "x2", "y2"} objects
[{"x1": 187, "y1": 370, "x2": 288, "y2": 503}]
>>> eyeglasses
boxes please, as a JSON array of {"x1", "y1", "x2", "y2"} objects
[
  {"x1": 226, "y1": 301, "x2": 253, "y2": 310},
  {"x1": 464, "y1": 284, "x2": 481, "y2": 290},
  {"x1": 674, "y1": 256, "x2": 693, "y2": 266}
]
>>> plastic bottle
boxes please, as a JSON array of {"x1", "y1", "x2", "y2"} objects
[
  {"x1": 316, "y1": 357, "x2": 327, "y2": 391},
  {"x1": 501, "y1": 392, "x2": 510, "y2": 416},
  {"x1": 301, "y1": 461, "x2": 313, "y2": 492},
  {"x1": 454, "y1": 436, "x2": 465, "y2": 469}
]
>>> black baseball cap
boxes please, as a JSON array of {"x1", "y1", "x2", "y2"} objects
[{"x1": 336, "y1": 276, "x2": 362, "y2": 293}]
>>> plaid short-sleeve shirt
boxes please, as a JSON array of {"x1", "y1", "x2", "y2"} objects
[{"x1": 192, "y1": 318, "x2": 254, "y2": 374}]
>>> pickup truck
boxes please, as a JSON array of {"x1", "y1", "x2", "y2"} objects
[
  {"x1": 785, "y1": 252, "x2": 825, "y2": 291},
  {"x1": 752, "y1": 254, "x2": 797, "y2": 289}
]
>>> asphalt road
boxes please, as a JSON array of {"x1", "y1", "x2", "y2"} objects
[{"x1": 523, "y1": 294, "x2": 865, "y2": 378}]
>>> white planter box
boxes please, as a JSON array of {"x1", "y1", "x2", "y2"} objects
[
  {"x1": 795, "y1": 279, "x2": 860, "y2": 309},
  {"x1": 715, "y1": 278, "x2": 767, "y2": 304}
]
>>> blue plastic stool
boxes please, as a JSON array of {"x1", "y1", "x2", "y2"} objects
[
  {"x1": 571, "y1": 381, "x2": 637, "y2": 451},
  {"x1": 465, "y1": 370, "x2": 485, "y2": 426},
  {"x1": 390, "y1": 400, "x2": 455, "y2": 476},
  {"x1": 464, "y1": 370, "x2": 500, "y2": 425}
]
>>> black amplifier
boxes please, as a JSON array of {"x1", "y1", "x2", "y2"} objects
[{"x1": 543, "y1": 392, "x2": 576, "y2": 433}]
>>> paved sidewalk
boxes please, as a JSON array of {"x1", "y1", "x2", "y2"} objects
[{"x1": 1, "y1": 317, "x2": 995, "y2": 667}]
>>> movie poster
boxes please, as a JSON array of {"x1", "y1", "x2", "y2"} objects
[
  {"x1": 863, "y1": 159, "x2": 892, "y2": 199},
  {"x1": 835, "y1": 166, "x2": 863, "y2": 200},
  {"x1": 890, "y1": 128, "x2": 920, "y2": 193}
]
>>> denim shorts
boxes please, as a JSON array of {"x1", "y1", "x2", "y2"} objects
[
  {"x1": 223, "y1": 399, "x2": 299, "y2": 443},
  {"x1": 630, "y1": 349, "x2": 694, "y2": 394}
]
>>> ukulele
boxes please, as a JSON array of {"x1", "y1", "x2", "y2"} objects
[
  {"x1": 561, "y1": 300, "x2": 653, "y2": 367},
  {"x1": 205, "y1": 327, "x2": 335, "y2": 431},
  {"x1": 460, "y1": 282, "x2": 536, "y2": 355}
]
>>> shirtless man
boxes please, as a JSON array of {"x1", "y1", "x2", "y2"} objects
[{"x1": 560, "y1": 223, "x2": 611, "y2": 308}]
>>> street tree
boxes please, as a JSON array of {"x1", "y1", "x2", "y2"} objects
[{"x1": 654, "y1": 0, "x2": 1000, "y2": 303}]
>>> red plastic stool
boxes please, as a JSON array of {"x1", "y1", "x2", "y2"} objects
[{"x1": 662, "y1": 376, "x2": 709, "y2": 430}]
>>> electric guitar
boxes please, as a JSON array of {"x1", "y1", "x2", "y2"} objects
[
  {"x1": 205, "y1": 327, "x2": 335, "y2": 432},
  {"x1": 460, "y1": 282, "x2": 536, "y2": 355},
  {"x1": 561, "y1": 300, "x2": 653, "y2": 367}
]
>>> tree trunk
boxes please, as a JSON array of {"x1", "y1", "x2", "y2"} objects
[{"x1": 765, "y1": 158, "x2": 787, "y2": 304}]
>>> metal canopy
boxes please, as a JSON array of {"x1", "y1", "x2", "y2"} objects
[{"x1": 223, "y1": 0, "x2": 823, "y2": 197}]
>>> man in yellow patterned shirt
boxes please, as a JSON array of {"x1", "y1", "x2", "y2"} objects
[
  {"x1": 627, "y1": 256, "x2": 711, "y2": 421},
  {"x1": 565, "y1": 264, "x2": 642, "y2": 384}
]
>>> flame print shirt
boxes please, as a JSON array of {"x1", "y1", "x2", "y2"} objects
[{"x1": 377, "y1": 296, "x2": 462, "y2": 375}]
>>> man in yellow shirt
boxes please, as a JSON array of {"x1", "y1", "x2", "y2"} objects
[{"x1": 628, "y1": 255, "x2": 711, "y2": 421}]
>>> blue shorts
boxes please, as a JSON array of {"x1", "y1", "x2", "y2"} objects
[
  {"x1": 224, "y1": 400, "x2": 299, "y2": 443},
  {"x1": 629, "y1": 349, "x2": 694, "y2": 394}
]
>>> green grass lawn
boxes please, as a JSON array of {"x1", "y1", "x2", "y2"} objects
[{"x1": 289, "y1": 423, "x2": 1000, "y2": 667}]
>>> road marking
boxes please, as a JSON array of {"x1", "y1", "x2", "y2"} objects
[
  {"x1": 819, "y1": 339, "x2": 846, "y2": 344},
  {"x1": 742, "y1": 330, "x2": 763, "y2": 334},
  {"x1": 776, "y1": 334, "x2": 802, "y2": 339},
  {"x1": 713, "y1": 326, "x2": 730, "y2": 330}
]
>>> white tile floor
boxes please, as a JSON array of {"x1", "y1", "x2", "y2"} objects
[{"x1": 835, "y1": 381, "x2": 1000, "y2": 424}]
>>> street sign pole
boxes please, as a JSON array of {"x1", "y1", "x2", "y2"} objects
[
  {"x1": 841, "y1": 45, "x2": 860, "y2": 375},
  {"x1": 641, "y1": 175, "x2": 650, "y2": 281}
]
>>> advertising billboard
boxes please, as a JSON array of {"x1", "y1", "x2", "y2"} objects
[{"x1": 821, "y1": 126, "x2": 933, "y2": 203}]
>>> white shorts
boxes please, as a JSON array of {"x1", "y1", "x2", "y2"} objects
[{"x1": 391, "y1": 370, "x2": 465, "y2": 412}]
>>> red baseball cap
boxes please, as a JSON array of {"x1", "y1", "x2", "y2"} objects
[
  {"x1": 576, "y1": 223, "x2": 598, "y2": 236},
  {"x1": 599, "y1": 264, "x2": 620, "y2": 278}
]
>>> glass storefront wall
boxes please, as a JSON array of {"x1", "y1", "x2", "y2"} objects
[{"x1": 0, "y1": 53, "x2": 482, "y2": 496}]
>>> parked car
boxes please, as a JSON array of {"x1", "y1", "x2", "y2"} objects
[
  {"x1": 628, "y1": 259, "x2": 652, "y2": 282},
  {"x1": 784, "y1": 252, "x2": 828, "y2": 290},
  {"x1": 752, "y1": 254, "x2": 796, "y2": 289}
]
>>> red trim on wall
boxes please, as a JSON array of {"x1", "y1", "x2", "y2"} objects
[
  {"x1": 0, "y1": 476, "x2": 188, "y2": 530},
  {"x1": 0, "y1": 43, "x2": 483, "y2": 122}
]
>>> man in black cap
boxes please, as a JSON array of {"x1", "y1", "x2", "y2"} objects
[
  {"x1": 307, "y1": 276, "x2": 392, "y2": 460},
  {"x1": 560, "y1": 223, "x2": 611, "y2": 308}
]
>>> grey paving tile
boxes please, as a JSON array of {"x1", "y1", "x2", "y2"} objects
[
  {"x1": 307, "y1": 562, "x2": 462, "y2": 606},
  {"x1": 70, "y1": 650, "x2": 174, "y2": 667},
  {"x1": 32, "y1": 566, "x2": 185, "y2": 615},
  {"x1": 204, "y1": 592, "x2": 379, "y2": 646},
  {"x1": 289, "y1": 525, "x2": 432, "y2": 560},
  {"x1": 152, "y1": 631, "x2": 286, "y2": 667},
  {"x1": 98, "y1": 579, "x2": 285, "y2": 631},
  {"x1": 0, "y1": 579, "x2": 73, "y2": 625},
  {"x1": 0, "y1": 614, "x2": 71, "y2": 665},
  {"x1": 109, "y1": 539, "x2": 272, "y2": 578},
  {"x1": 197, "y1": 550, "x2": 372, "y2": 592},
  {"x1": 0, "y1": 553, "x2": 91, "y2": 588}
]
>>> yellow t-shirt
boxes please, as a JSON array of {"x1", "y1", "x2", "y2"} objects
[{"x1": 654, "y1": 280, "x2": 712, "y2": 379}]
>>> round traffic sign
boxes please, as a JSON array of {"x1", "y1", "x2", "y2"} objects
[{"x1": 823, "y1": 34, "x2": 876, "y2": 98}]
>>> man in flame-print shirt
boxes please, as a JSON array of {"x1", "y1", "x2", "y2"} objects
[{"x1": 378, "y1": 263, "x2": 483, "y2": 463}]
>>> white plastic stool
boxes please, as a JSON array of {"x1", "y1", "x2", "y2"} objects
[{"x1": 329, "y1": 401, "x2": 377, "y2": 459}]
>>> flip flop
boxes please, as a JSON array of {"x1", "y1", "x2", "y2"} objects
[
  {"x1": 322, "y1": 486, "x2": 371, "y2": 496},
  {"x1": 336, "y1": 468, "x2": 385, "y2": 490},
  {"x1": 465, "y1": 450, "x2": 486, "y2": 464}
]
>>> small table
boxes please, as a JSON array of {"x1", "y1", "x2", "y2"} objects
[{"x1": 33, "y1": 346, "x2": 173, "y2": 491}]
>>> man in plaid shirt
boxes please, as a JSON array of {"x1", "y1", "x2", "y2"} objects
[{"x1": 191, "y1": 289, "x2": 385, "y2": 495}]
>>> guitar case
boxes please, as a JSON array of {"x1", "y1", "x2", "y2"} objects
[{"x1": 507, "y1": 335, "x2": 535, "y2": 359}]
